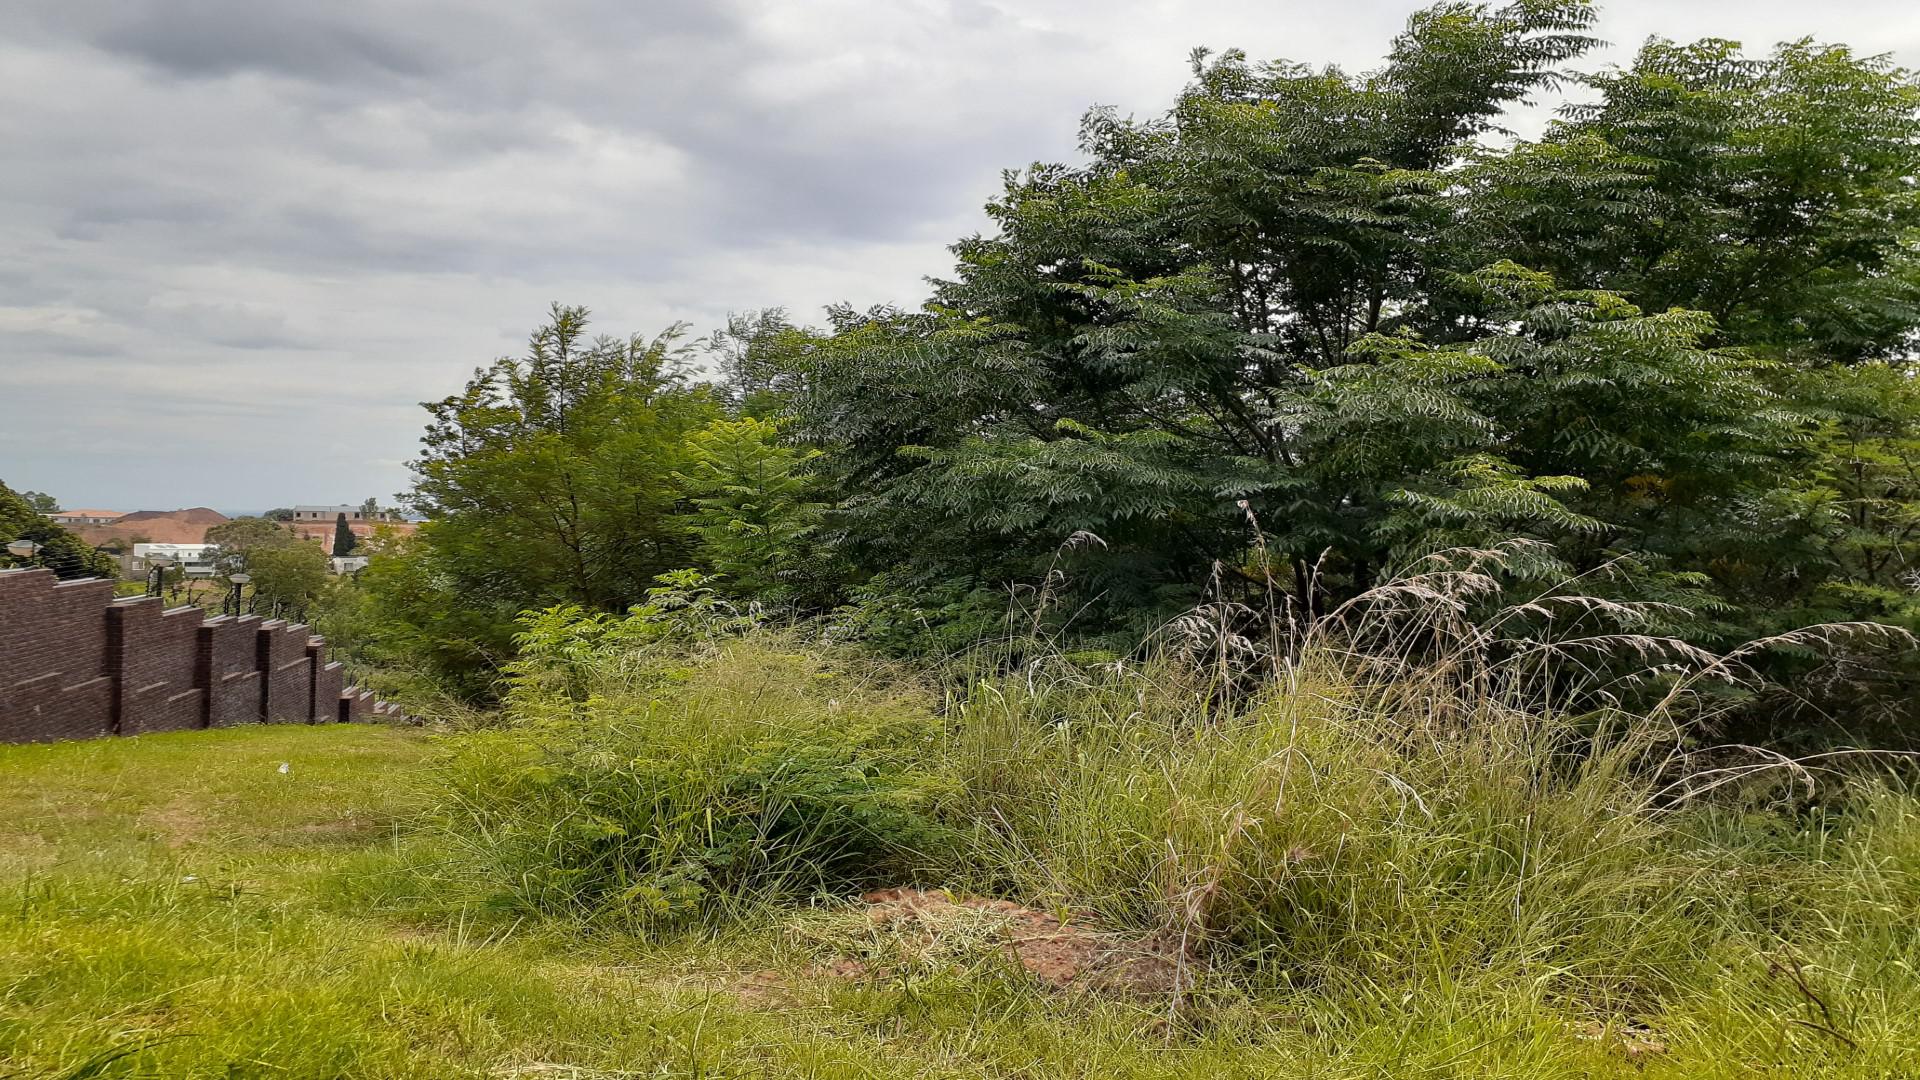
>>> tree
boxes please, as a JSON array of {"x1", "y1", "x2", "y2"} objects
[
  {"x1": 247, "y1": 542, "x2": 332, "y2": 618},
  {"x1": 787, "y1": 0, "x2": 1615, "y2": 624},
  {"x1": 1460, "y1": 37, "x2": 1920, "y2": 361},
  {"x1": 701, "y1": 309, "x2": 828, "y2": 418},
  {"x1": 677, "y1": 417, "x2": 832, "y2": 603},
  {"x1": 777, "y1": 1, "x2": 1920, "y2": 648},
  {"x1": 378, "y1": 305, "x2": 721, "y2": 688},
  {"x1": 332, "y1": 512, "x2": 358, "y2": 556},
  {"x1": 20, "y1": 491, "x2": 58, "y2": 513},
  {"x1": 0, "y1": 480, "x2": 117, "y2": 580},
  {"x1": 263, "y1": 508, "x2": 296, "y2": 522},
  {"x1": 205, "y1": 516, "x2": 297, "y2": 577}
]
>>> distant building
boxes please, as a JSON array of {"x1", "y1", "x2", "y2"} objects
[
  {"x1": 289, "y1": 505, "x2": 401, "y2": 523},
  {"x1": 48, "y1": 509, "x2": 125, "y2": 526},
  {"x1": 330, "y1": 555, "x2": 370, "y2": 575},
  {"x1": 288, "y1": 504, "x2": 417, "y2": 548},
  {"x1": 130, "y1": 543, "x2": 217, "y2": 578}
]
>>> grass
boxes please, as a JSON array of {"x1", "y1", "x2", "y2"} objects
[{"x1": 5, "y1": 625, "x2": 1920, "y2": 1076}]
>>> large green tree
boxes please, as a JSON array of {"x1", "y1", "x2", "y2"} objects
[
  {"x1": 206, "y1": 516, "x2": 297, "y2": 577},
  {"x1": 205, "y1": 515, "x2": 332, "y2": 617},
  {"x1": 373, "y1": 305, "x2": 721, "y2": 688},
  {"x1": 777, "y1": 0, "x2": 1920, "y2": 649},
  {"x1": 1460, "y1": 37, "x2": 1920, "y2": 361}
]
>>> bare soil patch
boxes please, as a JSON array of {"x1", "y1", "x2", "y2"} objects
[{"x1": 747, "y1": 887, "x2": 1197, "y2": 1003}]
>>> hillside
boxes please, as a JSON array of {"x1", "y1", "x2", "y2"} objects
[{"x1": 68, "y1": 507, "x2": 228, "y2": 546}]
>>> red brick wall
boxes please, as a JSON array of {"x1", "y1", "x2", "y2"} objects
[
  {"x1": 1, "y1": 570, "x2": 115, "y2": 742},
  {"x1": 308, "y1": 640, "x2": 346, "y2": 724},
  {"x1": 257, "y1": 621, "x2": 315, "y2": 725},
  {"x1": 0, "y1": 568, "x2": 402, "y2": 743},
  {"x1": 108, "y1": 598, "x2": 207, "y2": 735},
  {"x1": 197, "y1": 615, "x2": 263, "y2": 729},
  {"x1": 319, "y1": 663, "x2": 348, "y2": 723}
]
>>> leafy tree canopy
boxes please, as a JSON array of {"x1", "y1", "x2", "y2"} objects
[
  {"x1": 0, "y1": 480, "x2": 118, "y2": 580},
  {"x1": 371, "y1": 2, "x2": 1920, "y2": 729},
  {"x1": 368, "y1": 304, "x2": 722, "y2": 689},
  {"x1": 773, "y1": 0, "x2": 1920, "y2": 650}
]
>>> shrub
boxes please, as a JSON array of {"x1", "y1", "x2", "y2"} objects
[{"x1": 425, "y1": 638, "x2": 954, "y2": 926}]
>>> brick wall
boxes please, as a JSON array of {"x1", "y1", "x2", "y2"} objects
[
  {"x1": 309, "y1": 640, "x2": 346, "y2": 724},
  {"x1": 0, "y1": 572, "x2": 115, "y2": 742},
  {"x1": 0, "y1": 568, "x2": 403, "y2": 744},
  {"x1": 107, "y1": 598, "x2": 207, "y2": 735},
  {"x1": 198, "y1": 615, "x2": 263, "y2": 728},
  {"x1": 257, "y1": 620, "x2": 314, "y2": 725}
]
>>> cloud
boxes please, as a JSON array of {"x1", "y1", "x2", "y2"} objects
[
  {"x1": 91, "y1": 4, "x2": 443, "y2": 83},
  {"x1": 1, "y1": 0, "x2": 1915, "y2": 509}
]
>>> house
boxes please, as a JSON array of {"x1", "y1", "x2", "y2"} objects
[
  {"x1": 48, "y1": 509, "x2": 125, "y2": 526},
  {"x1": 130, "y1": 543, "x2": 217, "y2": 578},
  {"x1": 289, "y1": 504, "x2": 401, "y2": 523},
  {"x1": 288, "y1": 504, "x2": 417, "y2": 548}
]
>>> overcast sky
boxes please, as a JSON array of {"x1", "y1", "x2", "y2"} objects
[{"x1": 3, "y1": 1, "x2": 1917, "y2": 512}]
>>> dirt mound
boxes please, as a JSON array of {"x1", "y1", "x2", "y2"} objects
[
  {"x1": 844, "y1": 883, "x2": 1190, "y2": 991},
  {"x1": 117, "y1": 507, "x2": 227, "y2": 525},
  {"x1": 69, "y1": 507, "x2": 230, "y2": 546}
]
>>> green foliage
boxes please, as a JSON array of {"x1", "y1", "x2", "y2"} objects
[
  {"x1": 431, "y1": 639, "x2": 952, "y2": 925},
  {"x1": 502, "y1": 570, "x2": 765, "y2": 708},
  {"x1": 352, "y1": 532, "x2": 519, "y2": 699},
  {"x1": 203, "y1": 514, "x2": 330, "y2": 616},
  {"x1": 365, "y1": 4, "x2": 1920, "y2": 732},
  {"x1": 376, "y1": 305, "x2": 721, "y2": 689},
  {"x1": 765, "y1": 2, "x2": 1920, "y2": 680},
  {"x1": 1465, "y1": 37, "x2": 1920, "y2": 360},
  {"x1": 204, "y1": 515, "x2": 297, "y2": 576},
  {"x1": 247, "y1": 541, "x2": 332, "y2": 617},
  {"x1": 678, "y1": 417, "x2": 831, "y2": 603},
  {"x1": 413, "y1": 605, "x2": 1920, "y2": 1072},
  {"x1": 408, "y1": 304, "x2": 719, "y2": 613},
  {"x1": 0, "y1": 480, "x2": 118, "y2": 579},
  {"x1": 332, "y1": 512, "x2": 357, "y2": 557}
]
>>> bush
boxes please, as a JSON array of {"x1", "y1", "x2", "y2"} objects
[{"x1": 425, "y1": 637, "x2": 954, "y2": 926}]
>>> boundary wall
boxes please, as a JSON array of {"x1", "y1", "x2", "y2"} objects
[{"x1": 1, "y1": 568, "x2": 403, "y2": 744}]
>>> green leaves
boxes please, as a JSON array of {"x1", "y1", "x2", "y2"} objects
[
  {"x1": 390, "y1": 305, "x2": 722, "y2": 681},
  {"x1": 1468, "y1": 36, "x2": 1920, "y2": 360},
  {"x1": 765, "y1": 2, "x2": 1920, "y2": 654},
  {"x1": 0, "y1": 480, "x2": 118, "y2": 580},
  {"x1": 370, "y1": 1, "x2": 1920, "y2": 721},
  {"x1": 677, "y1": 417, "x2": 830, "y2": 604}
]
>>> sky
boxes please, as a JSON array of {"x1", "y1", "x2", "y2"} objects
[{"x1": 3, "y1": 1, "x2": 1917, "y2": 512}]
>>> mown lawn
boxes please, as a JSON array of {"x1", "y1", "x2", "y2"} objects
[{"x1": 2, "y1": 723, "x2": 1914, "y2": 1078}]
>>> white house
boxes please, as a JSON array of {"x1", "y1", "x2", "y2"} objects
[{"x1": 130, "y1": 543, "x2": 217, "y2": 578}]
